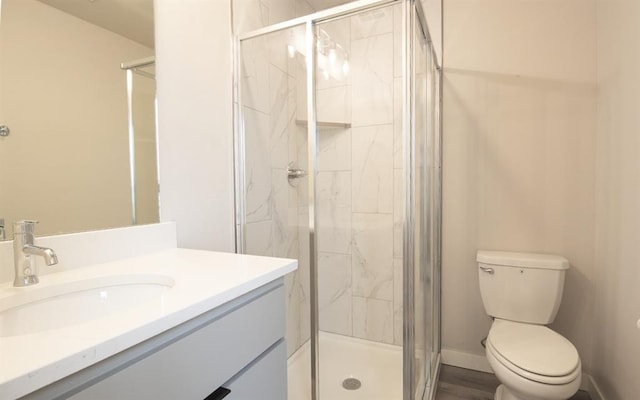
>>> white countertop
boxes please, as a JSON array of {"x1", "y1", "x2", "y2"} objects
[{"x1": 0, "y1": 248, "x2": 297, "y2": 399}]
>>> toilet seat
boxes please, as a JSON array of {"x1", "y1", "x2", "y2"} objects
[{"x1": 487, "y1": 319, "x2": 581, "y2": 385}]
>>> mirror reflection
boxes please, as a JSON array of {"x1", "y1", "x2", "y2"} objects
[{"x1": 0, "y1": 0, "x2": 158, "y2": 240}]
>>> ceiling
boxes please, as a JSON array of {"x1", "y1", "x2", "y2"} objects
[{"x1": 37, "y1": 0, "x2": 154, "y2": 48}]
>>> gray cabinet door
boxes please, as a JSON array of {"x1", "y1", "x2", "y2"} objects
[{"x1": 224, "y1": 340, "x2": 287, "y2": 400}]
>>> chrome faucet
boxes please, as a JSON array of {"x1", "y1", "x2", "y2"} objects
[{"x1": 13, "y1": 220, "x2": 58, "y2": 287}]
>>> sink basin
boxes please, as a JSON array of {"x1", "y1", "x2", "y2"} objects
[{"x1": 0, "y1": 274, "x2": 174, "y2": 337}]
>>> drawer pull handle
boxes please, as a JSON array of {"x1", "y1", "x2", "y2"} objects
[{"x1": 205, "y1": 387, "x2": 231, "y2": 400}]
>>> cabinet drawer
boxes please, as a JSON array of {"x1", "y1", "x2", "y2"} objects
[
  {"x1": 70, "y1": 284, "x2": 285, "y2": 400},
  {"x1": 222, "y1": 340, "x2": 286, "y2": 400}
]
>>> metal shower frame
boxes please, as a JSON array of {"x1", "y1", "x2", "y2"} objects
[{"x1": 232, "y1": 1, "x2": 442, "y2": 399}]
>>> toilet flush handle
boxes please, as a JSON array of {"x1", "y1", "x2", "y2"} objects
[{"x1": 480, "y1": 266, "x2": 495, "y2": 275}]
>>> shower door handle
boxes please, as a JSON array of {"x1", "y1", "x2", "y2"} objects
[
  {"x1": 287, "y1": 166, "x2": 307, "y2": 179},
  {"x1": 287, "y1": 162, "x2": 307, "y2": 186}
]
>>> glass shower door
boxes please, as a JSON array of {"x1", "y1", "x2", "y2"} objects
[
  {"x1": 237, "y1": 22, "x2": 313, "y2": 399},
  {"x1": 313, "y1": 3, "x2": 404, "y2": 399},
  {"x1": 409, "y1": 4, "x2": 439, "y2": 398},
  {"x1": 412, "y1": 13, "x2": 430, "y2": 399}
]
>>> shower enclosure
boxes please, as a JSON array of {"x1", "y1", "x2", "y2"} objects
[{"x1": 234, "y1": 0, "x2": 441, "y2": 399}]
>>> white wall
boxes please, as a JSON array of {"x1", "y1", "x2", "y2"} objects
[
  {"x1": 154, "y1": 0, "x2": 235, "y2": 251},
  {"x1": 442, "y1": 0, "x2": 597, "y2": 372},
  {"x1": 593, "y1": 0, "x2": 640, "y2": 397},
  {"x1": 421, "y1": 0, "x2": 442, "y2": 64}
]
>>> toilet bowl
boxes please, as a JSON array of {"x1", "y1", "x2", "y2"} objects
[
  {"x1": 477, "y1": 251, "x2": 582, "y2": 400},
  {"x1": 485, "y1": 319, "x2": 581, "y2": 400}
]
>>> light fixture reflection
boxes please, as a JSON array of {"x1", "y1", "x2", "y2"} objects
[
  {"x1": 329, "y1": 48, "x2": 337, "y2": 65},
  {"x1": 342, "y1": 60, "x2": 350, "y2": 76},
  {"x1": 288, "y1": 29, "x2": 350, "y2": 81}
]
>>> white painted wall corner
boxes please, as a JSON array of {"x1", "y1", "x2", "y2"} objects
[
  {"x1": 441, "y1": 348, "x2": 492, "y2": 373},
  {"x1": 582, "y1": 374, "x2": 607, "y2": 400}
]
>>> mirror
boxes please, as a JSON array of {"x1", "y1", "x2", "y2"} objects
[{"x1": 0, "y1": 0, "x2": 158, "y2": 240}]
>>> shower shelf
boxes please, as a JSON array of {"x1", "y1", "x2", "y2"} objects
[{"x1": 295, "y1": 120, "x2": 351, "y2": 129}]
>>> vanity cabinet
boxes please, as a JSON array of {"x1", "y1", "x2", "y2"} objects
[{"x1": 23, "y1": 279, "x2": 287, "y2": 400}]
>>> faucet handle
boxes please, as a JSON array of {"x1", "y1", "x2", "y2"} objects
[{"x1": 13, "y1": 220, "x2": 38, "y2": 235}]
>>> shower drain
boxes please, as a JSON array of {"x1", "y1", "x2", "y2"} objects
[{"x1": 342, "y1": 377, "x2": 362, "y2": 390}]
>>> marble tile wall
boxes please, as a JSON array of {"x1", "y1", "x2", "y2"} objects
[
  {"x1": 237, "y1": 1, "x2": 405, "y2": 355},
  {"x1": 242, "y1": 36, "x2": 308, "y2": 357},
  {"x1": 316, "y1": 4, "x2": 404, "y2": 346},
  {"x1": 235, "y1": 0, "x2": 315, "y2": 358}
]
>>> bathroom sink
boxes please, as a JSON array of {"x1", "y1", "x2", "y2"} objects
[{"x1": 0, "y1": 274, "x2": 174, "y2": 337}]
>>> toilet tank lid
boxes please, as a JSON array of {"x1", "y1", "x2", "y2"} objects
[{"x1": 477, "y1": 251, "x2": 569, "y2": 270}]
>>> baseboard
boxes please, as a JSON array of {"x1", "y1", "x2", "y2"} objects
[
  {"x1": 581, "y1": 373, "x2": 607, "y2": 400},
  {"x1": 441, "y1": 348, "x2": 493, "y2": 373}
]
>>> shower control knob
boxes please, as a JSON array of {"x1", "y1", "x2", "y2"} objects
[
  {"x1": 287, "y1": 162, "x2": 307, "y2": 187},
  {"x1": 0, "y1": 125, "x2": 9, "y2": 137}
]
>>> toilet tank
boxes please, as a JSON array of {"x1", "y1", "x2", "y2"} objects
[{"x1": 477, "y1": 251, "x2": 569, "y2": 324}]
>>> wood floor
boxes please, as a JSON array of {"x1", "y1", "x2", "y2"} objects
[{"x1": 434, "y1": 365, "x2": 592, "y2": 400}]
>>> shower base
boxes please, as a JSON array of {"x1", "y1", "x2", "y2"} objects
[{"x1": 287, "y1": 331, "x2": 403, "y2": 400}]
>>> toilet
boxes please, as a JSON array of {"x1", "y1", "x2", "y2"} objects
[{"x1": 477, "y1": 251, "x2": 582, "y2": 400}]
